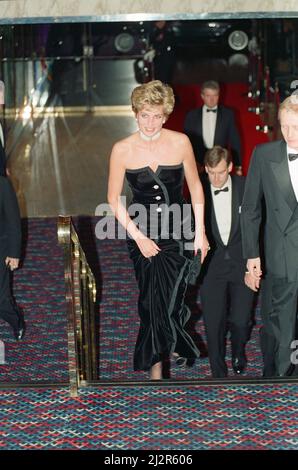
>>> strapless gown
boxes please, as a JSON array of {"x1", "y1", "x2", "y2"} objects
[{"x1": 125, "y1": 163, "x2": 200, "y2": 371}]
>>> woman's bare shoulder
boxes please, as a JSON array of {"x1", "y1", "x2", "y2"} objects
[
  {"x1": 163, "y1": 128, "x2": 190, "y2": 145},
  {"x1": 112, "y1": 134, "x2": 138, "y2": 163}
]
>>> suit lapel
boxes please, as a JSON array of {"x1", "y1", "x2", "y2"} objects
[
  {"x1": 209, "y1": 184, "x2": 226, "y2": 247},
  {"x1": 198, "y1": 108, "x2": 203, "y2": 135},
  {"x1": 270, "y1": 141, "x2": 297, "y2": 212},
  {"x1": 227, "y1": 177, "x2": 240, "y2": 244},
  {"x1": 289, "y1": 204, "x2": 298, "y2": 221},
  {"x1": 211, "y1": 202, "x2": 225, "y2": 247},
  {"x1": 285, "y1": 193, "x2": 298, "y2": 230},
  {"x1": 204, "y1": 181, "x2": 225, "y2": 247},
  {"x1": 213, "y1": 106, "x2": 222, "y2": 144}
]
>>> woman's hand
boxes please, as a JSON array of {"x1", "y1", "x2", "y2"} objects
[
  {"x1": 136, "y1": 235, "x2": 161, "y2": 258},
  {"x1": 194, "y1": 231, "x2": 209, "y2": 263}
]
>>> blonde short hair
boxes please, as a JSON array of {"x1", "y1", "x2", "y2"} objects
[
  {"x1": 278, "y1": 95, "x2": 298, "y2": 119},
  {"x1": 131, "y1": 80, "x2": 175, "y2": 117}
]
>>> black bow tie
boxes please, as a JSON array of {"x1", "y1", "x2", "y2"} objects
[
  {"x1": 207, "y1": 108, "x2": 217, "y2": 113},
  {"x1": 288, "y1": 153, "x2": 298, "y2": 162},
  {"x1": 214, "y1": 186, "x2": 229, "y2": 195}
]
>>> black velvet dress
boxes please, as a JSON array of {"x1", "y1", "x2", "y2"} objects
[{"x1": 125, "y1": 163, "x2": 200, "y2": 371}]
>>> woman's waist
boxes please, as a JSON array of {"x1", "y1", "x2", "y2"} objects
[
  {"x1": 127, "y1": 203, "x2": 194, "y2": 236},
  {"x1": 130, "y1": 195, "x2": 185, "y2": 207}
]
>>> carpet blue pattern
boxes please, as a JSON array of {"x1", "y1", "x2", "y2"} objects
[{"x1": 0, "y1": 385, "x2": 297, "y2": 449}]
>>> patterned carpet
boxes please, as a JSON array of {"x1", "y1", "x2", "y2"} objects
[{"x1": 0, "y1": 384, "x2": 297, "y2": 450}]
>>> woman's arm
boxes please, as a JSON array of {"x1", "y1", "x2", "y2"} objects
[
  {"x1": 182, "y1": 135, "x2": 209, "y2": 262},
  {"x1": 107, "y1": 141, "x2": 160, "y2": 258}
]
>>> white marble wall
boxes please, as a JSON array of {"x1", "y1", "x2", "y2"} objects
[{"x1": 0, "y1": 0, "x2": 297, "y2": 21}]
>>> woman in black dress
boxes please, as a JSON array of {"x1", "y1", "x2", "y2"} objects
[{"x1": 107, "y1": 80, "x2": 209, "y2": 379}]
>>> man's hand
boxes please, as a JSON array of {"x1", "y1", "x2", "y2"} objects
[
  {"x1": 5, "y1": 257, "x2": 19, "y2": 271},
  {"x1": 244, "y1": 271, "x2": 260, "y2": 292},
  {"x1": 246, "y1": 257, "x2": 262, "y2": 289}
]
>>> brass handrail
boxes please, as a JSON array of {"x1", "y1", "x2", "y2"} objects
[{"x1": 57, "y1": 216, "x2": 97, "y2": 397}]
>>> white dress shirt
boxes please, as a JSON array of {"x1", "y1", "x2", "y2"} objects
[
  {"x1": 287, "y1": 145, "x2": 298, "y2": 202},
  {"x1": 211, "y1": 175, "x2": 232, "y2": 245},
  {"x1": 202, "y1": 105, "x2": 217, "y2": 149}
]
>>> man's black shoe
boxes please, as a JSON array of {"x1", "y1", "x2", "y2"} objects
[
  {"x1": 175, "y1": 356, "x2": 187, "y2": 368},
  {"x1": 232, "y1": 356, "x2": 246, "y2": 375},
  {"x1": 14, "y1": 318, "x2": 25, "y2": 341}
]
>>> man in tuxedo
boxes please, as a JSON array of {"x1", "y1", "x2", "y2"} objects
[
  {"x1": 241, "y1": 96, "x2": 298, "y2": 377},
  {"x1": 199, "y1": 146, "x2": 254, "y2": 378},
  {"x1": 0, "y1": 175, "x2": 24, "y2": 340},
  {"x1": 184, "y1": 80, "x2": 242, "y2": 174}
]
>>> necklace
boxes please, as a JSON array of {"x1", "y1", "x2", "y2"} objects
[{"x1": 139, "y1": 130, "x2": 161, "y2": 142}]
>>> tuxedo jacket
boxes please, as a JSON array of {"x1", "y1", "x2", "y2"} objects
[
  {"x1": 184, "y1": 105, "x2": 242, "y2": 166},
  {"x1": 0, "y1": 141, "x2": 6, "y2": 176},
  {"x1": 0, "y1": 176, "x2": 21, "y2": 260},
  {"x1": 241, "y1": 140, "x2": 298, "y2": 282},
  {"x1": 200, "y1": 174, "x2": 246, "y2": 279}
]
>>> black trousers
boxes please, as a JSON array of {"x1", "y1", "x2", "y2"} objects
[
  {"x1": 200, "y1": 259, "x2": 254, "y2": 378},
  {"x1": 260, "y1": 274, "x2": 298, "y2": 377},
  {"x1": 0, "y1": 257, "x2": 20, "y2": 331}
]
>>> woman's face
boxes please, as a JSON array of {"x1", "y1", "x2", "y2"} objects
[{"x1": 136, "y1": 104, "x2": 165, "y2": 138}]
